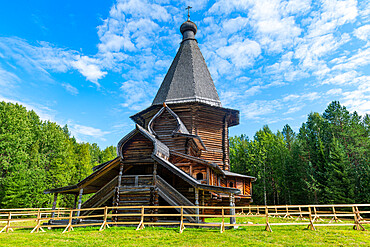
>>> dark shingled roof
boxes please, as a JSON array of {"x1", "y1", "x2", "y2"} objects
[{"x1": 152, "y1": 21, "x2": 222, "y2": 107}]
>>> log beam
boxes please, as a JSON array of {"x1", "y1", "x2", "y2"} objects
[{"x1": 76, "y1": 188, "x2": 84, "y2": 217}]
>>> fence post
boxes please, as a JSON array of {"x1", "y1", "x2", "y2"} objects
[
  {"x1": 179, "y1": 207, "x2": 185, "y2": 233},
  {"x1": 195, "y1": 189, "x2": 199, "y2": 224},
  {"x1": 352, "y1": 206, "x2": 365, "y2": 231},
  {"x1": 308, "y1": 207, "x2": 316, "y2": 231},
  {"x1": 220, "y1": 207, "x2": 225, "y2": 233},
  {"x1": 229, "y1": 194, "x2": 236, "y2": 226},
  {"x1": 265, "y1": 206, "x2": 272, "y2": 232},
  {"x1": 99, "y1": 206, "x2": 108, "y2": 231},
  {"x1": 355, "y1": 206, "x2": 363, "y2": 220},
  {"x1": 136, "y1": 206, "x2": 145, "y2": 230},
  {"x1": 7, "y1": 212, "x2": 12, "y2": 233},
  {"x1": 247, "y1": 205, "x2": 252, "y2": 215},
  {"x1": 76, "y1": 189, "x2": 83, "y2": 219},
  {"x1": 63, "y1": 210, "x2": 73, "y2": 233},
  {"x1": 0, "y1": 212, "x2": 11, "y2": 233},
  {"x1": 31, "y1": 209, "x2": 45, "y2": 233}
]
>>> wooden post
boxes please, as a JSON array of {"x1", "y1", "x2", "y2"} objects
[
  {"x1": 73, "y1": 194, "x2": 78, "y2": 217},
  {"x1": 152, "y1": 163, "x2": 158, "y2": 222},
  {"x1": 201, "y1": 190, "x2": 205, "y2": 222},
  {"x1": 265, "y1": 206, "x2": 272, "y2": 232},
  {"x1": 312, "y1": 206, "x2": 323, "y2": 222},
  {"x1": 179, "y1": 207, "x2": 185, "y2": 233},
  {"x1": 247, "y1": 205, "x2": 252, "y2": 215},
  {"x1": 284, "y1": 205, "x2": 292, "y2": 219},
  {"x1": 114, "y1": 163, "x2": 124, "y2": 222},
  {"x1": 136, "y1": 206, "x2": 145, "y2": 230},
  {"x1": 51, "y1": 193, "x2": 58, "y2": 219},
  {"x1": 352, "y1": 206, "x2": 365, "y2": 231},
  {"x1": 0, "y1": 212, "x2": 12, "y2": 233},
  {"x1": 153, "y1": 163, "x2": 157, "y2": 185},
  {"x1": 99, "y1": 206, "x2": 108, "y2": 231},
  {"x1": 229, "y1": 194, "x2": 236, "y2": 226},
  {"x1": 63, "y1": 210, "x2": 74, "y2": 233},
  {"x1": 308, "y1": 206, "x2": 316, "y2": 231},
  {"x1": 31, "y1": 209, "x2": 45, "y2": 233},
  {"x1": 220, "y1": 207, "x2": 225, "y2": 233},
  {"x1": 195, "y1": 188, "x2": 199, "y2": 224},
  {"x1": 206, "y1": 167, "x2": 210, "y2": 184},
  {"x1": 356, "y1": 206, "x2": 363, "y2": 220},
  {"x1": 296, "y1": 206, "x2": 304, "y2": 221},
  {"x1": 329, "y1": 206, "x2": 341, "y2": 223},
  {"x1": 76, "y1": 188, "x2": 84, "y2": 218}
]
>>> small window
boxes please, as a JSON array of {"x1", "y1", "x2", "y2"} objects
[
  {"x1": 229, "y1": 182, "x2": 234, "y2": 188},
  {"x1": 196, "y1": 172, "x2": 203, "y2": 180}
]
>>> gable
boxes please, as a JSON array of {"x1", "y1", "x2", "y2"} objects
[{"x1": 120, "y1": 132, "x2": 154, "y2": 161}]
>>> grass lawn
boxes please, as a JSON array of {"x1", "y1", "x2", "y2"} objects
[{"x1": 0, "y1": 217, "x2": 369, "y2": 246}]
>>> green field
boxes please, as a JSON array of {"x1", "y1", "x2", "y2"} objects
[{"x1": 1, "y1": 217, "x2": 369, "y2": 246}]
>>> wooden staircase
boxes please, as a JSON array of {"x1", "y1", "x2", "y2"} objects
[
  {"x1": 80, "y1": 175, "x2": 197, "y2": 222},
  {"x1": 81, "y1": 176, "x2": 118, "y2": 216},
  {"x1": 156, "y1": 175, "x2": 196, "y2": 222}
]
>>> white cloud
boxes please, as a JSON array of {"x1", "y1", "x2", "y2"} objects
[
  {"x1": 0, "y1": 66, "x2": 20, "y2": 87},
  {"x1": 322, "y1": 71, "x2": 358, "y2": 85},
  {"x1": 216, "y1": 39, "x2": 261, "y2": 68},
  {"x1": 326, "y1": 88, "x2": 343, "y2": 95},
  {"x1": 120, "y1": 80, "x2": 155, "y2": 110},
  {"x1": 305, "y1": 0, "x2": 358, "y2": 38},
  {"x1": 285, "y1": 105, "x2": 304, "y2": 114},
  {"x1": 241, "y1": 99, "x2": 281, "y2": 120},
  {"x1": 71, "y1": 56, "x2": 107, "y2": 86},
  {"x1": 0, "y1": 95, "x2": 56, "y2": 122},
  {"x1": 331, "y1": 47, "x2": 370, "y2": 71},
  {"x1": 342, "y1": 82, "x2": 370, "y2": 115},
  {"x1": 69, "y1": 123, "x2": 110, "y2": 139},
  {"x1": 244, "y1": 86, "x2": 262, "y2": 97},
  {"x1": 222, "y1": 17, "x2": 250, "y2": 35},
  {"x1": 283, "y1": 92, "x2": 320, "y2": 102},
  {"x1": 179, "y1": 0, "x2": 209, "y2": 11},
  {"x1": 354, "y1": 24, "x2": 370, "y2": 42},
  {"x1": 0, "y1": 37, "x2": 107, "y2": 86},
  {"x1": 62, "y1": 83, "x2": 79, "y2": 95}
]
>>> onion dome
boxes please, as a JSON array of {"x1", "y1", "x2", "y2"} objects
[{"x1": 180, "y1": 20, "x2": 197, "y2": 41}]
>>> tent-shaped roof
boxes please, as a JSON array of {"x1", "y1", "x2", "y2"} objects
[{"x1": 152, "y1": 21, "x2": 221, "y2": 107}]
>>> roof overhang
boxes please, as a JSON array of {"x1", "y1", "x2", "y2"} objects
[
  {"x1": 130, "y1": 102, "x2": 239, "y2": 127},
  {"x1": 44, "y1": 157, "x2": 121, "y2": 195},
  {"x1": 224, "y1": 170, "x2": 257, "y2": 181}
]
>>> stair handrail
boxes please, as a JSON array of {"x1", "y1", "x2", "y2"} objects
[
  {"x1": 156, "y1": 175, "x2": 195, "y2": 207},
  {"x1": 81, "y1": 175, "x2": 118, "y2": 209}
]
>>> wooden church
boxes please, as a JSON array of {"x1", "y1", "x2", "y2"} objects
[{"x1": 45, "y1": 19, "x2": 256, "y2": 221}]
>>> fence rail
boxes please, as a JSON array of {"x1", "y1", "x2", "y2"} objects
[{"x1": 0, "y1": 204, "x2": 369, "y2": 233}]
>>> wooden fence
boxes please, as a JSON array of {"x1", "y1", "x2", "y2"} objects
[{"x1": 0, "y1": 204, "x2": 369, "y2": 234}]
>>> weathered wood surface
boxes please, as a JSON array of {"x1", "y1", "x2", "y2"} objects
[{"x1": 2, "y1": 204, "x2": 369, "y2": 234}]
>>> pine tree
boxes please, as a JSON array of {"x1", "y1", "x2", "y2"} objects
[{"x1": 324, "y1": 138, "x2": 354, "y2": 203}]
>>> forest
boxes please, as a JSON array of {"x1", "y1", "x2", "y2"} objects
[
  {"x1": 0, "y1": 100, "x2": 369, "y2": 209},
  {"x1": 0, "y1": 101, "x2": 116, "y2": 208},
  {"x1": 230, "y1": 101, "x2": 370, "y2": 205}
]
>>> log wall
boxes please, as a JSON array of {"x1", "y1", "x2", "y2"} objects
[{"x1": 122, "y1": 133, "x2": 154, "y2": 161}]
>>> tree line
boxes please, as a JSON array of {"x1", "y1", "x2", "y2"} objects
[
  {"x1": 0, "y1": 102, "x2": 116, "y2": 208},
  {"x1": 1, "y1": 100, "x2": 368, "y2": 208},
  {"x1": 230, "y1": 101, "x2": 370, "y2": 205}
]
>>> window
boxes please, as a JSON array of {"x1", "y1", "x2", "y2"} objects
[
  {"x1": 229, "y1": 182, "x2": 234, "y2": 188},
  {"x1": 196, "y1": 172, "x2": 203, "y2": 180}
]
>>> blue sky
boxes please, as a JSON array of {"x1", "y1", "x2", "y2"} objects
[{"x1": 0, "y1": 0, "x2": 369, "y2": 148}]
